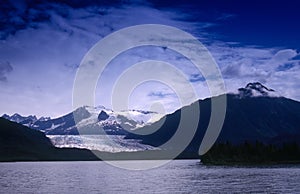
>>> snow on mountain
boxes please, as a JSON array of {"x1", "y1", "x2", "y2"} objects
[
  {"x1": 237, "y1": 82, "x2": 280, "y2": 98},
  {"x1": 1, "y1": 106, "x2": 164, "y2": 135},
  {"x1": 38, "y1": 116, "x2": 51, "y2": 122},
  {"x1": 2, "y1": 113, "x2": 38, "y2": 127},
  {"x1": 1, "y1": 107, "x2": 164, "y2": 152},
  {"x1": 2, "y1": 113, "x2": 37, "y2": 123}
]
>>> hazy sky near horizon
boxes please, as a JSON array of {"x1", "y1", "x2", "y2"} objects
[{"x1": 0, "y1": 0, "x2": 299, "y2": 117}]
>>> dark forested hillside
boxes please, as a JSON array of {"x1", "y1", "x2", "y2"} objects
[
  {"x1": 0, "y1": 118, "x2": 98, "y2": 161},
  {"x1": 201, "y1": 141, "x2": 300, "y2": 165},
  {"x1": 126, "y1": 94, "x2": 300, "y2": 153}
]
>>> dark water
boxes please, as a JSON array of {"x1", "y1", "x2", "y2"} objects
[{"x1": 1, "y1": 160, "x2": 300, "y2": 193}]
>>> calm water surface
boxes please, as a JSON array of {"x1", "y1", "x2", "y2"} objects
[{"x1": 1, "y1": 160, "x2": 300, "y2": 193}]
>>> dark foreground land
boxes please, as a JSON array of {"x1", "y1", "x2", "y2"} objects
[
  {"x1": 0, "y1": 118, "x2": 98, "y2": 162},
  {"x1": 201, "y1": 141, "x2": 300, "y2": 165}
]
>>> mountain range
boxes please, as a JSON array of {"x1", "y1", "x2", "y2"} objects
[
  {"x1": 2, "y1": 82, "x2": 300, "y2": 156},
  {"x1": 2, "y1": 106, "x2": 163, "y2": 135}
]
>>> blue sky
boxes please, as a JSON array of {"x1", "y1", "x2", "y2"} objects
[{"x1": 0, "y1": 0, "x2": 299, "y2": 117}]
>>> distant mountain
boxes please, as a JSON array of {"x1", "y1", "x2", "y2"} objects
[
  {"x1": 0, "y1": 118, "x2": 98, "y2": 161},
  {"x1": 126, "y1": 82, "x2": 300, "y2": 153},
  {"x1": 2, "y1": 106, "x2": 163, "y2": 135},
  {"x1": 2, "y1": 113, "x2": 38, "y2": 126}
]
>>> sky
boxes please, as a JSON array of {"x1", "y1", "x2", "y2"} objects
[{"x1": 0, "y1": 0, "x2": 299, "y2": 118}]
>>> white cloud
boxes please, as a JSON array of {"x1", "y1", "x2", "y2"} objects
[
  {"x1": 209, "y1": 43, "x2": 300, "y2": 96},
  {"x1": 0, "y1": 2, "x2": 208, "y2": 117}
]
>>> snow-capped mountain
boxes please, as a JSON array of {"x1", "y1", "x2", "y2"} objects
[
  {"x1": 2, "y1": 106, "x2": 164, "y2": 135},
  {"x1": 2, "y1": 113, "x2": 38, "y2": 127},
  {"x1": 237, "y1": 82, "x2": 279, "y2": 98},
  {"x1": 2, "y1": 113, "x2": 37, "y2": 123}
]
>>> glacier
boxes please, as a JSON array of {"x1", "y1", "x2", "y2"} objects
[{"x1": 47, "y1": 135, "x2": 159, "y2": 152}]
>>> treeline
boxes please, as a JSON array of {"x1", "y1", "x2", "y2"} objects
[{"x1": 201, "y1": 141, "x2": 300, "y2": 165}]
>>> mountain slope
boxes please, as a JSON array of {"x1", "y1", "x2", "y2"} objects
[
  {"x1": 0, "y1": 118, "x2": 98, "y2": 161},
  {"x1": 126, "y1": 83, "x2": 300, "y2": 153}
]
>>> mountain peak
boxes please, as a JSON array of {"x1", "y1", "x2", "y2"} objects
[
  {"x1": 98, "y1": 110, "x2": 109, "y2": 121},
  {"x1": 245, "y1": 82, "x2": 274, "y2": 92},
  {"x1": 238, "y1": 82, "x2": 276, "y2": 98}
]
